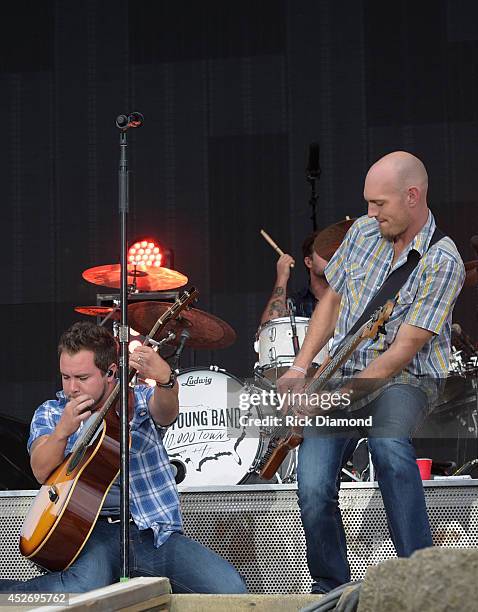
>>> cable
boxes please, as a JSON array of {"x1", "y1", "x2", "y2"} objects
[{"x1": 299, "y1": 581, "x2": 362, "y2": 612}]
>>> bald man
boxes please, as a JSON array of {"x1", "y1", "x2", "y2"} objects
[{"x1": 279, "y1": 152, "x2": 465, "y2": 593}]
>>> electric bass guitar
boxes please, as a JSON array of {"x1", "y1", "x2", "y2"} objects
[
  {"x1": 20, "y1": 287, "x2": 198, "y2": 571},
  {"x1": 255, "y1": 300, "x2": 395, "y2": 480}
]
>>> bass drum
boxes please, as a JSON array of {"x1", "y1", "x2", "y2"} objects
[{"x1": 164, "y1": 367, "x2": 266, "y2": 486}]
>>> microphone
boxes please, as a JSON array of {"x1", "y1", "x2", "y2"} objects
[
  {"x1": 451, "y1": 323, "x2": 477, "y2": 356},
  {"x1": 170, "y1": 330, "x2": 191, "y2": 369},
  {"x1": 115, "y1": 112, "x2": 144, "y2": 130},
  {"x1": 471, "y1": 235, "x2": 478, "y2": 257},
  {"x1": 306, "y1": 142, "x2": 321, "y2": 180}
]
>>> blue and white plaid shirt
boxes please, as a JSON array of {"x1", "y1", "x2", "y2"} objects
[
  {"x1": 28, "y1": 385, "x2": 183, "y2": 547},
  {"x1": 325, "y1": 212, "x2": 465, "y2": 407}
]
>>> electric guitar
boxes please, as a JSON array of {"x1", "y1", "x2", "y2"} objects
[
  {"x1": 255, "y1": 300, "x2": 395, "y2": 480},
  {"x1": 20, "y1": 287, "x2": 198, "y2": 571}
]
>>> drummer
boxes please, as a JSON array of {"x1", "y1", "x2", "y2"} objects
[{"x1": 260, "y1": 230, "x2": 329, "y2": 324}]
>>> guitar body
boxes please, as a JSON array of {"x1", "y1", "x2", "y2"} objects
[
  {"x1": 259, "y1": 430, "x2": 303, "y2": 480},
  {"x1": 20, "y1": 410, "x2": 120, "y2": 571}
]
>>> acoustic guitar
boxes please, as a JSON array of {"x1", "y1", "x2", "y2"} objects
[
  {"x1": 20, "y1": 287, "x2": 198, "y2": 571},
  {"x1": 255, "y1": 300, "x2": 395, "y2": 480}
]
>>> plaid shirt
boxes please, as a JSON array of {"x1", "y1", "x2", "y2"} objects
[
  {"x1": 28, "y1": 385, "x2": 183, "y2": 547},
  {"x1": 325, "y1": 212, "x2": 465, "y2": 407}
]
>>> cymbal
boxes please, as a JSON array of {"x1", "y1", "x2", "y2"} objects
[
  {"x1": 128, "y1": 301, "x2": 236, "y2": 350},
  {"x1": 75, "y1": 306, "x2": 120, "y2": 319},
  {"x1": 82, "y1": 264, "x2": 188, "y2": 291},
  {"x1": 464, "y1": 260, "x2": 478, "y2": 287},
  {"x1": 313, "y1": 218, "x2": 356, "y2": 260}
]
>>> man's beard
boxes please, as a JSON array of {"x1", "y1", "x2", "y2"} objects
[{"x1": 378, "y1": 220, "x2": 407, "y2": 242}]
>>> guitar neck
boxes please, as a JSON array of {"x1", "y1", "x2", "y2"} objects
[{"x1": 306, "y1": 324, "x2": 367, "y2": 395}]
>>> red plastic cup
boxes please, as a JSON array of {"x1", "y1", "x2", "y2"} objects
[{"x1": 416, "y1": 458, "x2": 433, "y2": 480}]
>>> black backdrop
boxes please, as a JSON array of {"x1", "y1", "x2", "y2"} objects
[{"x1": 1, "y1": 0, "x2": 477, "y2": 425}]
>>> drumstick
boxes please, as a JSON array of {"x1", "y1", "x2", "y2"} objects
[{"x1": 260, "y1": 229, "x2": 295, "y2": 268}]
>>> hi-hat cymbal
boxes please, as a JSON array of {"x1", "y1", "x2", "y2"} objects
[
  {"x1": 313, "y1": 218, "x2": 356, "y2": 260},
  {"x1": 464, "y1": 260, "x2": 478, "y2": 287},
  {"x1": 75, "y1": 306, "x2": 121, "y2": 319},
  {"x1": 128, "y1": 301, "x2": 236, "y2": 350},
  {"x1": 82, "y1": 264, "x2": 188, "y2": 292}
]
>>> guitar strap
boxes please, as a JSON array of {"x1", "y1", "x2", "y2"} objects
[{"x1": 345, "y1": 226, "x2": 445, "y2": 339}]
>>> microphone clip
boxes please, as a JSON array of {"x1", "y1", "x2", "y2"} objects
[{"x1": 116, "y1": 112, "x2": 144, "y2": 130}]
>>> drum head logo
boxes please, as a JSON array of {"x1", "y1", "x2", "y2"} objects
[{"x1": 164, "y1": 370, "x2": 260, "y2": 486}]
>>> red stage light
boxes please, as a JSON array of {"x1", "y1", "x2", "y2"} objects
[{"x1": 128, "y1": 238, "x2": 163, "y2": 268}]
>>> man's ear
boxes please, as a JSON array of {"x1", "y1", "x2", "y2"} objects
[
  {"x1": 407, "y1": 186, "x2": 419, "y2": 207},
  {"x1": 304, "y1": 256, "x2": 313, "y2": 270}
]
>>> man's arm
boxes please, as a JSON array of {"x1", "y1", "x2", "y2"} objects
[
  {"x1": 292, "y1": 287, "x2": 342, "y2": 370},
  {"x1": 149, "y1": 383, "x2": 179, "y2": 427},
  {"x1": 340, "y1": 323, "x2": 434, "y2": 402},
  {"x1": 30, "y1": 434, "x2": 68, "y2": 484},
  {"x1": 355, "y1": 323, "x2": 433, "y2": 381},
  {"x1": 260, "y1": 254, "x2": 295, "y2": 325},
  {"x1": 275, "y1": 286, "x2": 341, "y2": 396},
  {"x1": 30, "y1": 395, "x2": 95, "y2": 483},
  {"x1": 129, "y1": 346, "x2": 179, "y2": 427}
]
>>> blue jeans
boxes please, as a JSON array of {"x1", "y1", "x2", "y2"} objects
[
  {"x1": 297, "y1": 384, "x2": 433, "y2": 594},
  {"x1": 0, "y1": 522, "x2": 247, "y2": 593}
]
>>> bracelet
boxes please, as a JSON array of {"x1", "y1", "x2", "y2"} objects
[
  {"x1": 156, "y1": 370, "x2": 177, "y2": 389},
  {"x1": 290, "y1": 365, "x2": 307, "y2": 375}
]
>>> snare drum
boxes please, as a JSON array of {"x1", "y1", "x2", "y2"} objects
[
  {"x1": 163, "y1": 367, "x2": 265, "y2": 486},
  {"x1": 255, "y1": 316, "x2": 328, "y2": 379}
]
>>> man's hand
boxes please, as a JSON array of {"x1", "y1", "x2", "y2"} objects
[
  {"x1": 56, "y1": 394, "x2": 95, "y2": 440},
  {"x1": 276, "y1": 253, "x2": 295, "y2": 283},
  {"x1": 130, "y1": 346, "x2": 172, "y2": 384},
  {"x1": 276, "y1": 368, "x2": 307, "y2": 414}
]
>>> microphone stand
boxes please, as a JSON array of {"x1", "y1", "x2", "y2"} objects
[
  {"x1": 306, "y1": 142, "x2": 321, "y2": 232},
  {"x1": 307, "y1": 175, "x2": 319, "y2": 232},
  {"x1": 169, "y1": 330, "x2": 191, "y2": 371},
  {"x1": 287, "y1": 298, "x2": 300, "y2": 356},
  {"x1": 115, "y1": 111, "x2": 143, "y2": 582}
]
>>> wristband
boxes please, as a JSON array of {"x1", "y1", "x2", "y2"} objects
[
  {"x1": 290, "y1": 365, "x2": 307, "y2": 375},
  {"x1": 156, "y1": 370, "x2": 177, "y2": 389}
]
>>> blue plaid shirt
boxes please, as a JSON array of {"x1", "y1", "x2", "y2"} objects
[{"x1": 28, "y1": 385, "x2": 183, "y2": 547}]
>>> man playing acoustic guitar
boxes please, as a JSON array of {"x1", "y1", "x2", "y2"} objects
[
  {"x1": 2, "y1": 322, "x2": 246, "y2": 594},
  {"x1": 278, "y1": 151, "x2": 465, "y2": 594}
]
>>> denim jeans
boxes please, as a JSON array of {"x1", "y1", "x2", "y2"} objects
[
  {"x1": 0, "y1": 522, "x2": 247, "y2": 594},
  {"x1": 297, "y1": 384, "x2": 433, "y2": 594}
]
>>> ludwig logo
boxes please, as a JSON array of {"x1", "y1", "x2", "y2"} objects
[{"x1": 181, "y1": 375, "x2": 213, "y2": 387}]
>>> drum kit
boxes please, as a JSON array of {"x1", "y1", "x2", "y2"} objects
[{"x1": 76, "y1": 224, "x2": 478, "y2": 486}]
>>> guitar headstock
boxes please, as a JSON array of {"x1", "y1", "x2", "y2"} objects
[
  {"x1": 147, "y1": 287, "x2": 199, "y2": 339},
  {"x1": 361, "y1": 299, "x2": 395, "y2": 341},
  {"x1": 166, "y1": 287, "x2": 199, "y2": 320}
]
